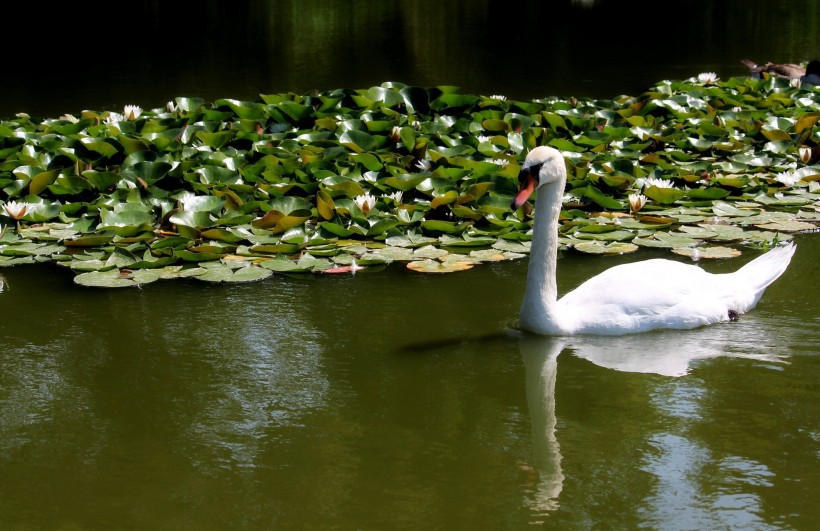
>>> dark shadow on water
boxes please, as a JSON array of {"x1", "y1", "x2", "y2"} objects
[{"x1": 396, "y1": 329, "x2": 524, "y2": 355}]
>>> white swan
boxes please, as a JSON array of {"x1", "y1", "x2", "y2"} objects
[{"x1": 511, "y1": 146, "x2": 796, "y2": 336}]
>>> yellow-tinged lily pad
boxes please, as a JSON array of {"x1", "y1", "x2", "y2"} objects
[
  {"x1": 406, "y1": 259, "x2": 474, "y2": 273},
  {"x1": 671, "y1": 246, "x2": 742, "y2": 259},
  {"x1": 572, "y1": 241, "x2": 638, "y2": 255},
  {"x1": 573, "y1": 229, "x2": 636, "y2": 242},
  {"x1": 469, "y1": 249, "x2": 521, "y2": 261}
]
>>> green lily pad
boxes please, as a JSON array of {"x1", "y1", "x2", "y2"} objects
[
  {"x1": 74, "y1": 269, "x2": 138, "y2": 288},
  {"x1": 754, "y1": 220, "x2": 817, "y2": 232}
]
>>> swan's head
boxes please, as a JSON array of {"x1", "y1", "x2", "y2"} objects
[{"x1": 511, "y1": 146, "x2": 567, "y2": 209}]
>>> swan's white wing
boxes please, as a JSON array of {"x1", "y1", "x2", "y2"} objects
[{"x1": 555, "y1": 259, "x2": 730, "y2": 334}]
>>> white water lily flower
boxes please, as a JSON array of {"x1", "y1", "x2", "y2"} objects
[
  {"x1": 775, "y1": 170, "x2": 800, "y2": 186},
  {"x1": 490, "y1": 94, "x2": 507, "y2": 100},
  {"x1": 104, "y1": 112, "x2": 123, "y2": 125},
  {"x1": 477, "y1": 135, "x2": 492, "y2": 143},
  {"x1": 60, "y1": 114, "x2": 79, "y2": 123},
  {"x1": 415, "y1": 158, "x2": 432, "y2": 171},
  {"x1": 628, "y1": 193, "x2": 647, "y2": 213},
  {"x1": 123, "y1": 105, "x2": 142, "y2": 121},
  {"x1": 491, "y1": 158, "x2": 509, "y2": 167},
  {"x1": 354, "y1": 193, "x2": 376, "y2": 214},
  {"x1": 387, "y1": 191, "x2": 403, "y2": 203},
  {"x1": 2, "y1": 200, "x2": 28, "y2": 220},
  {"x1": 643, "y1": 177, "x2": 676, "y2": 189},
  {"x1": 166, "y1": 101, "x2": 178, "y2": 113},
  {"x1": 697, "y1": 72, "x2": 718, "y2": 84}
]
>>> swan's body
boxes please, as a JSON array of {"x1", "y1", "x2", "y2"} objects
[{"x1": 511, "y1": 146, "x2": 796, "y2": 336}]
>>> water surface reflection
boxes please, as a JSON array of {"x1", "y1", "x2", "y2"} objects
[{"x1": 0, "y1": 237, "x2": 818, "y2": 528}]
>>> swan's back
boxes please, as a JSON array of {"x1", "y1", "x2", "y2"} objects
[{"x1": 549, "y1": 242, "x2": 796, "y2": 335}]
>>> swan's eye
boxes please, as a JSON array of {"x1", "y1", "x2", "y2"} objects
[{"x1": 521, "y1": 163, "x2": 543, "y2": 182}]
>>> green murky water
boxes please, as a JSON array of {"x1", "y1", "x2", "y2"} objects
[{"x1": 1, "y1": 235, "x2": 817, "y2": 529}]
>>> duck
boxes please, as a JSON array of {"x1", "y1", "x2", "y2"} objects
[
  {"x1": 510, "y1": 146, "x2": 796, "y2": 336},
  {"x1": 741, "y1": 58, "x2": 820, "y2": 86}
]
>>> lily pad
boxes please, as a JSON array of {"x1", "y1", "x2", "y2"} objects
[
  {"x1": 572, "y1": 241, "x2": 639, "y2": 255},
  {"x1": 406, "y1": 259, "x2": 474, "y2": 273},
  {"x1": 671, "y1": 246, "x2": 742, "y2": 259},
  {"x1": 74, "y1": 269, "x2": 139, "y2": 288}
]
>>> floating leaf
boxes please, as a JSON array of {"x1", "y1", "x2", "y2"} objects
[
  {"x1": 573, "y1": 241, "x2": 638, "y2": 255},
  {"x1": 317, "y1": 190, "x2": 336, "y2": 220},
  {"x1": 406, "y1": 259, "x2": 474, "y2": 273},
  {"x1": 74, "y1": 269, "x2": 138, "y2": 288},
  {"x1": 671, "y1": 246, "x2": 742, "y2": 259}
]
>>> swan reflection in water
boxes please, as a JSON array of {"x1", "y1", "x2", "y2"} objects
[{"x1": 517, "y1": 320, "x2": 789, "y2": 516}]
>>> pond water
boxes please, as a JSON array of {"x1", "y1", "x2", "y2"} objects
[
  {"x1": 2, "y1": 0, "x2": 820, "y2": 529},
  {"x1": 1, "y1": 234, "x2": 818, "y2": 529}
]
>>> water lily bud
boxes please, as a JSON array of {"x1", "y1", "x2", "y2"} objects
[
  {"x1": 354, "y1": 193, "x2": 376, "y2": 215},
  {"x1": 123, "y1": 105, "x2": 142, "y2": 121},
  {"x1": 628, "y1": 193, "x2": 646, "y2": 213},
  {"x1": 799, "y1": 146, "x2": 812, "y2": 163},
  {"x1": 2, "y1": 200, "x2": 28, "y2": 220}
]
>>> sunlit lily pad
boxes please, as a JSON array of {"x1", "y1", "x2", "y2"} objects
[
  {"x1": 0, "y1": 255, "x2": 36, "y2": 267},
  {"x1": 469, "y1": 248, "x2": 523, "y2": 261},
  {"x1": 493, "y1": 240, "x2": 531, "y2": 254},
  {"x1": 712, "y1": 201, "x2": 759, "y2": 217},
  {"x1": 572, "y1": 241, "x2": 638, "y2": 255},
  {"x1": 365, "y1": 246, "x2": 416, "y2": 262},
  {"x1": 406, "y1": 259, "x2": 474, "y2": 273},
  {"x1": 413, "y1": 245, "x2": 449, "y2": 259},
  {"x1": 74, "y1": 269, "x2": 139, "y2": 288},
  {"x1": 677, "y1": 226, "x2": 719, "y2": 239},
  {"x1": 573, "y1": 229, "x2": 637, "y2": 242},
  {"x1": 671, "y1": 246, "x2": 742, "y2": 259},
  {"x1": 753, "y1": 220, "x2": 817, "y2": 232}
]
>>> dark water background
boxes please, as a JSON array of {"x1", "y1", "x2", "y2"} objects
[{"x1": 2, "y1": 0, "x2": 818, "y2": 119}]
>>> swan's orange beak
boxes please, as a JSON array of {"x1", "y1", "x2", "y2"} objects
[{"x1": 511, "y1": 169, "x2": 537, "y2": 210}]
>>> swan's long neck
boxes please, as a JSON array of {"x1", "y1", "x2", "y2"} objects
[{"x1": 521, "y1": 180, "x2": 564, "y2": 334}]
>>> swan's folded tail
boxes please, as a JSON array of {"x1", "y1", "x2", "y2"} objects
[{"x1": 734, "y1": 241, "x2": 796, "y2": 291}]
